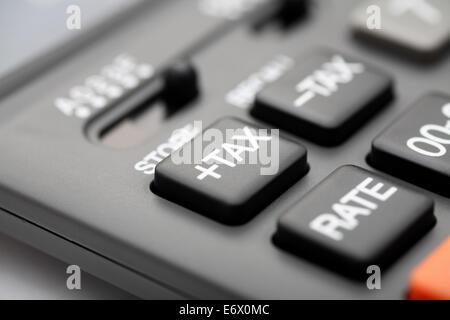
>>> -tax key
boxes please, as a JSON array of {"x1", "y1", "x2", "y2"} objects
[{"x1": 252, "y1": 49, "x2": 393, "y2": 145}]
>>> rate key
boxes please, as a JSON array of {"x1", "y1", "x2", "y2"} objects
[{"x1": 274, "y1": 165, "x2": 435, "y2": 278}]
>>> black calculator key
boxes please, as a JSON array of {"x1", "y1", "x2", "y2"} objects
[
  {"x1": 254, "y1": 0, "x2": 309, "y2": 29},
  {"x1": 370, "y1": 93, "x2": 450, "y2": 197},
  {"x1": 352, "y1": 0, "x2": 450, "y2": 61},
  {"x1": 153, "y1": 118, "x2": 308, "y2": 225},
  {"x1": 251, "y1": 49, "x2": 393, "y2": 145},
  {"x1": 274, "y1": 165, "x2": 435, "y2": 278},
  {"x1": 163, "y1": 60, "x2": 200, "y2": 108}
]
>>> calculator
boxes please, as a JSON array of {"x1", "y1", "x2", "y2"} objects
[{"x1": 0, "y1": 0, "x2": 449, "y2": 299}]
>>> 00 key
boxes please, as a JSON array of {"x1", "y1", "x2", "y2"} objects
[
  {"x1": 371, "y1": 93, "x2": 450, "y2": 197},
  {"x1": 406, "y1": 102, "x2": 450, "y2": 157}
]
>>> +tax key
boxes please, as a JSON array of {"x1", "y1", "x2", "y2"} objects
[{"x1": 153, "y1": 117, "x2": 308, "y2": 225}]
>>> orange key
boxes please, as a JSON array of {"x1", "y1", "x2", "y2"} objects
[{"x1": 408, "y1": 237, "x2": 450, "y2": 300}]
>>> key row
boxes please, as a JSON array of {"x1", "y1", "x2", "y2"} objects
[
  {"x1": 266, "y1": 0, "x2": 450, "y2": 62},
  {"x1": 249, "y1": 48, "x2": 449, "y2": 197},
  {"x1": 152, "y1": 90, "x2": 450, "y2": 225},
  {"x1": 352, "y1": 0, "x2": 450, "y2": 62},
  {"x1": 150, "y1": 118, "x2": 438, "y2": 282},
  {"x1": 270, "y1": 0, "x2": 450, "y2": 62}
]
